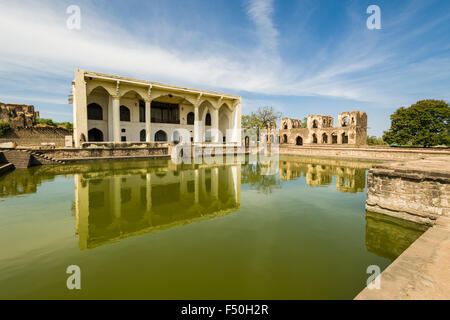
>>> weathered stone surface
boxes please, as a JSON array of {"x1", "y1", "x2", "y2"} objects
[
  {"x1": 365, "y1": 157, "x2": 450, "y2": 225},
  {"x1": 356, "y1": 216, "x2": 450, "y2": 300}
]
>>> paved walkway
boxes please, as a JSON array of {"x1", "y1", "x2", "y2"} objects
[{"x1": 355, "y1": 216, "x2": 450, "y2": 300}]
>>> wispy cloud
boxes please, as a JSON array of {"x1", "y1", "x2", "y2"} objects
[{"x1": 0, "y1": 0, "x2": 448, "y2": 118}]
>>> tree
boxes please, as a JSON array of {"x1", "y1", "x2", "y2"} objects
[
  {"x1": 383, "y1": 100, "x2": 449, "y2": 147},
  {"x1": 302, "y1": 117, "x2": 308, "y2": 128},
  {"x1": 367, "y1": 136, "x2": 387, "y2": 146},
  {"x1": 242, "y1": 106, "x2": 282, "y2": 141}
]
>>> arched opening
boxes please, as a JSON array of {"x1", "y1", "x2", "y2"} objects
[
  {"x1": 332, "y1": 133, "x2": 338, "y2": 144},
  {"x1": 322, "y1": 133, "x2": 328, "y2": 144},
  {"x1": 155, "y1": 130, "x2": 167, "y2": 142},
  {"x1": 342, "y1": 132, "x2": 348, "y2": 144},
  {"x1": 87, "y1": 103, "x2": 103, "y2": 120},
  {"x1": 313, "y1": 120, "x2": 318, "y2": 128},
  {"x1": 283, "y1": 134, "x2": 288, "y2": 144},
  {"x1": 140, "y1": 129, "x2": 146, "y2": 142},
  {"x1": 245, "y1": 136, "x2": 250, "y2": 148},
  {"x1": 283, "y1": 122, "x2": 288, "y2": 129},
  {"x1": 341, "y1": 116, "x2": 349, "y2": 127},
  {"x1": 312, "y1": 134, "x2": 318, "y2": 144},
  {"x1": 296, "y1": 136, "x2": 303, "y2": 146},
  {"x1": 172, "y1": 130, "x2": 181, "y2": 143},
  {"x1": 120, "y1": 106, "x2": 131, "y2": 122},
  {"x1": 205, "y1": 113, "x2": 211, "y2": 126},
  {"x1": 187, "y1": 112, "x2": 194, "y2": 125},
  {"x1": 88, "y1": 128, "x2": 104, "y2": 142}
]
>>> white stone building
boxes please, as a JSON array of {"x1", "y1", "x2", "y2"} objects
[{"x1": 72, "y1": 70, "x2": 242, "y2": 148}]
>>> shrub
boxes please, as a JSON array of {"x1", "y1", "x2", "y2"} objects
[{"x1": 0, "y1": 122, "x2": 11, "y2": 137}]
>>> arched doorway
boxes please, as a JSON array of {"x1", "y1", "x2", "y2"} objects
[
  {"x1": 88, "y1": 128, "x2": 104, "y2": 142},
  {"x1": 245, "y1": 136, "x2": 250, "y2": 148},
  {"x1": 155, "y1": 130, "x2": 167, "y2": 142},
  {"x1": 283, "y1": 134, "x2": 288, "y2": 144},
  {"x1": 296, "y1": 136, "x2": 303, "y2": 146},
  {"x1": 312, "y1": 134, "x2": 318, "y2": 144},
  {"x1": 140, "y1": 129, "x2": 146, "y2": 142},
  {"x1": 332, "y1": 133, "x2": 338, "y2": 144},
  {"x1": 313, "y1": 120, "x2": 318, "y2": 128},
  {"x1": 187, "y1": 112, "x2": 194, "y2": 125},
  {"x1": 342, "y1": 132, "x2": 348, "y2": 144},
  {"x1": 322, "y1": 133, "x2": 328, "y2": 144}
]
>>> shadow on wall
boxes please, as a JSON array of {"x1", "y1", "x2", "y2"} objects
[{"x1": 365, "y1": 211, "x2": 428, "y2": 261}]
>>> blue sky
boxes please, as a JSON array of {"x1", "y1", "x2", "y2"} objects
[{"x1": 0, "y1": 0, "x2": 449, "y2": 136}]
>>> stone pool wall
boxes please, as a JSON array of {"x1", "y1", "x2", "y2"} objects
[
  {"x1": 365, "y1": 157, "x2": 450, "y2": 226},
  {"x1": 279, "y1": 145, "x2": 450, "y2": 162}
]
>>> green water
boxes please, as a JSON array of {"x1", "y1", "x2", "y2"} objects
[{"x1": 0, "y1": 155, "x2": 426, "y2": 299}]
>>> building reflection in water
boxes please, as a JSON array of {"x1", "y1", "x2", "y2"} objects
[
  {"x1": 278, "y1": 156, "x2": 369, "y2": 193},
  {"x1": 74, "y1": 162, "x2": 241, "y2": 250}
]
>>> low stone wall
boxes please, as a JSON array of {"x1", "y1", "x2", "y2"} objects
[
  {"x1": 36, "y1": 146, "x2": 169, "y2": 162},
  {"x1": 279, "y1": 145, "x2": 450, "y2": 161},
  {"x1": 0, "y1": 127, "x2": 71, "y2": 147},
  {"x1": 365, "y1": 157, "x2": 450, "y2": 226},
  {"x1": 2, "y1": 150, "x2": 31, "y2": 168}
]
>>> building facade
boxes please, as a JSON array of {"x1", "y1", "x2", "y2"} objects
[
  {"x1": 279, "y1": 111, "x2": 367, "y2": 146},
  {"x1": 72, "y1": 70, "x2": 242, "y2": 148}
]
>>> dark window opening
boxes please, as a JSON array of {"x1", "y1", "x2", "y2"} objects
[
  {"x1": 87, "y1": 103, "x2": 103, "y2": 120},
  {"x1": 151, "y1": 101, "x2": 179, "y2": 124},
  {"x1": 296, "y1": 136, "x2": 303, "y2": 146},
  {"x1": 120, "y1": 106, "x2": 131, "y2": 122},
  {"x1": 205, "y1": 113, "x2": 211, "y2": 126},
  {"x1": 155, "y1": 130, "x2": 167, "y2": 142},
  {"x1": 140, "y1": 129, "x2": 146, "y2": 142},
  {"x1": 187, "y1": 112, "x2": 194, "y2": 125},
  {"x1": 139, "y1": 100, "x2": 145, "y2": 123}
]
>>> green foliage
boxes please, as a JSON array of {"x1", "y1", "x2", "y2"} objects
[
  {"x1": 383, "y1": 99, "x2": 450, "y2": 147},
  {"x1": 36, "y1": 118, "x2": 55, "y2": 126},
  {"x1": 35, "y1": 118, "x2": 73, "y2": 131},
  {"x1": 242, "y1": 106, "x2": 282, "y2": 131},
  {"x1": 0, "y1": 122, "x2": 11, "y2": 137},
  {"x1": 367, "y1": 136, "x2": 387, "y2": 146},
  {"x1": 302, "y1": 117, "x2": 308, "y2": 128}
]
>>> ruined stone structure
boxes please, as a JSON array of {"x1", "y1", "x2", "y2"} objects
[
  {"x1": 0, "y1": 102, "x2": 39, "y2": 128},
  {"x1": 279, "y1": 111, "x2": 367, "y2": 146}
]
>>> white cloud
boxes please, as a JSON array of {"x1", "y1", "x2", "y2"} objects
[{"x1": 0, "y1": 0, "x2": 448, "y2": 111}]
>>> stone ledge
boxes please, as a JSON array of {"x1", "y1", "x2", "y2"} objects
[{"x1": 355, "y1": 216, "x2": 450, "y2": 300}]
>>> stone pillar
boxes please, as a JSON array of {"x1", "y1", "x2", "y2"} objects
[
  {"x1": 107, "y1": 95, "x2": 113, "y2": 141},
  {"x1": 73, "y1": 70, "x2": 88, "y2": 148},
  {"x1": 112, "y1": 96, "x2": 121, "y2": 143},
  {"x1": 231, "y1": 101, "x2": 242, "y2": 145},
  {"x1": 145, "y1": 100, "x2": 152, "y2": 142},
  {"x1": 212, "y1": 108, "x2": 219, "y2": 143},
  {"x1": 194, "y1": 105, "x2": 201, "y2": 144}
]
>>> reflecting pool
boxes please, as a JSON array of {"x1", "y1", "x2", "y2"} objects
[{"x1": 0, "y1": 155, "x2": 427, "y2": 299}]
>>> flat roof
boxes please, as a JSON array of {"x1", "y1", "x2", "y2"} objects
[{"x1": 80, "y1": 70, "x2": 241, "y2": 100}]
